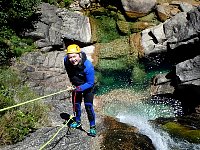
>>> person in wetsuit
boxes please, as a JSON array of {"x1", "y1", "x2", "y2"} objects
[{"x1": 64, "y1": 44, "x2": 96, "y2": 137}]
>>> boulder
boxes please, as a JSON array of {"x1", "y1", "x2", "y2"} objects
[
  {"x1": 57, "y1": 8, "x2": 92, "y2": 43},
  {"x1": 156, "y1": 3, "x2": 181, "y2": 22},
  {"x1": 176, "y1": 55, "x2": 200, "y2": 86},
  {"x1": 79, "y1": 0, "x2": 91, "y2": 9},
  {"x1": 141, "y1": 6, "x2": 200, "y2": 64},
  {"x1": 150, "y1": 56, "x2": 200, "y2": 114},
  {"x1": 25, "y1": 3, "x2": 92, "y2": 50},
  {"x1": 121, "y1": 0, "x2": 156, "y2": 18}
]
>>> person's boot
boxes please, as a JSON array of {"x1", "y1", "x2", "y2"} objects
[
  {"x1": 70, "y1": 121, "x2": 81, "y2": 129},
  {"x1": 88, "y1": 125, "x2": 96, "y2": 137}
]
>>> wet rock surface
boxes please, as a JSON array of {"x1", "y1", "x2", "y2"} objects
[
  {"x1": 101, "y1": 116, "x2": 155, "y2": 150},
  {"x1": 0, "y1": 110, "x2": 155, "y2": 150},
  {"x1": 153, "y1": 114, "x2": 200, "y2": 144}
]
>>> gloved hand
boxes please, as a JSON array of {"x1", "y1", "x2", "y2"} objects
[
  {"x1": 67, "y1": 85, "x2": 76, "y2": 92},
  {"x1": 75, "y1": 86, "x2": 82, "y2": 92}
]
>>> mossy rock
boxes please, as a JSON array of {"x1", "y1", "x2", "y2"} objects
[
  {"x1": 92, "y1": 16, "x2": 120, "y2": 43},
  {"x1": 116, "y1": 20, "x2": 130, "y2": 35},
  {"x1": 130, "y1": 21, "x2": 155, "y2": 33},
  {"x1": 131, "y1": 64, "x2": 146, "y2": 84},
  {"x1": 137, "y1": 13, "x2": 157, "y2": 22},
  {"x1": 98, "y1": 37, "x2": 130, "y2": 59},
  {"x1": 106, "y1": 5, "x2": 118, "y2": 12},
  {"x1": 95, "y1": 37, "x2": 131, "y2": 70},
  {"x1": 116, "y1": 11, "x2": 126, "y2": 21},
  {"x1": 89, "y1": 17, "x2": 98, "y2": 43},
  {"x1": 163, "y1": 122, "x2": 200, "y2": 143},
  {"x1": 90, "y1": 7, "x2": 108, "y2": 16},
  {"x1": 97, "y1": 58, "x2": 128, "y2": 70},
  {"x1": 95, "y1": 36, "x2": 141, "y2": 70},
  {"x1": 129, "y1": 33, "x2": 144, "y2": 58},
  {"x1": 125, "y1": 11, "x2": 147, "y2": 19}
]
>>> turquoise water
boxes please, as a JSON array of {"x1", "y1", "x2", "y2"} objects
[
  {"x1": 95, "y1": 68, "x2": 169, "y2": 95},
  {"x1": 97, "y1": 65, "x2": 200, "y2": 149}
]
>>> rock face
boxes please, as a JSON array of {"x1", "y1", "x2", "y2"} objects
[
  {"x1": 58, "y1": 8, "x2": 91, "y2": 43},
  {"x1": 176, "y1": 55, "x2": 200, "y2": 86},
  {"x1": 141, "y1": 6, "x2": 200, "y2": 64},
  {"x1": 141, "y1": 5, "x2": 200, "y2": 115},
  {"x1": 13, "y1": 51, "x2": 68, "y2": 96},
  {"x1": 1, "y1": 115, "x2": 155, "y2": 150},
  {"x1": 151, "y1": 55, "x2": 200, "y2": 114},
  {"x1": 26, "y1": 3, "x2": 92, "y2": 51},
  {"x1": 156, "y1": 2, "x2": 194, "y2": 22},
  {"x1": 121, "y1": 0, "x2": 156, "y2": 18}
]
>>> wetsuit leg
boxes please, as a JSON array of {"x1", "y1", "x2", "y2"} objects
[
  {"x1": 83, "y1": 89, "x2": 95, "y2": 126},
  {"x1": 72, "y1": 91, "x2": 82, "y2": 123}
]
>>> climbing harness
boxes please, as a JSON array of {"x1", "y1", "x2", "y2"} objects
[{"x1": 73, "y1": 91, "x2": 77, "y2": 116}]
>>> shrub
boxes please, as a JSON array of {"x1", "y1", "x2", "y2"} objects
[
  {"x1": 0, "y1": 0, "x2": 41, "y2": 65},
  {"x1": 9, "y1": 35, "x2": 36, "y2": 57},
  {"x1": 0, "y1": 68, "x2": 49, "y2": 145}
]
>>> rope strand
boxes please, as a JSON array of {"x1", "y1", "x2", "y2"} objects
[
  {"x1": 39, "y1": 115, "x2": 74, "y2": 150},
  {"x1": 0, "y1": 87, "x2": 73, "y2": 112}
]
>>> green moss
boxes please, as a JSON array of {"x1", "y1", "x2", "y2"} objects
[
  {"x1": 163, "y1": 122, "x2": 200, "y2": 143},
  {"x1": 131, "y1": 63, "x2": 146, "y2": 84},
  {"x1": 90, "y1": 7, "x2": 109, "y2": 16},
  {"x1": 116, "y1": 20, "x2": 130, "y2": 35},
  {"x1": 93, "y1": 16, "x2": 121, "y2": 43},
  {"x1": 137, "y1": 12, "x2": 161, "y2": 25},
  {"x1": 116, "y1": 11, "x2": 126, "y2": 21},
  {"x1": 130, "y1": 22, "x2": 154, "y2": 33},
  {"x1": 97, "y1": 58, "x2": 128, "y2": 70}
]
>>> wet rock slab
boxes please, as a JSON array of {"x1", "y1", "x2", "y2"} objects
[
  {"x1": 0, "y1": 115, "x2": 155, "y2": 150},
  {"x1": 101, "y1": 116, "x2": 155, "y2": 150}
]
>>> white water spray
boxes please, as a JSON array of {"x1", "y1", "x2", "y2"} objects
[
  {"x1": 117, "y1": 113, "x2": 172, "y2": 150},
  {"x1": 105, "y1": 99, "x2": 200, "y2": 150}
]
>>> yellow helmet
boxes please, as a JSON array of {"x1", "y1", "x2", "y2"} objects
[{"x1": 65, "y1": 44, "x2": 81, "y2": 54}]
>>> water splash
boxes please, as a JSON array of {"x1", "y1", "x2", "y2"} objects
[
  {"x1": 117, "y1": 113, "x2": 172, "y2": 150},
  {"x1": 104, "y1": 96, "x2": 200, "y2": 150},
  {"x1": 148, "y1": 95, "x2": 183, "y2": 117}
]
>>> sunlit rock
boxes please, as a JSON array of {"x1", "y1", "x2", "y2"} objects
[{"x1": 121, "y1": 0, "x2": 156, "y2": 19}]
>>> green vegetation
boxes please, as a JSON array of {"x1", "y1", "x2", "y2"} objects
[
  {"x1": 163, "y1": 122, "x2": 200, "y2": 143},
  {"x1": 131, "y1": 63, "x2": 146, "y2": 84},
  {"x1": 0, "y1": 0, "x2": 41, "y2": 65},
  {"x1": 94, "y1": 16, "x2": 121, "y2": 43},
  {"x1": 42, "y1": 0, "x2": 73, "y2": 7},
  {"x1": 0, "y1": 68, "x2": 49, "y2": 145}
]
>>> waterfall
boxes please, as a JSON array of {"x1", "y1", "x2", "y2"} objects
[
  {"x1": 104, "y1": 97, "x2": 200, "y2": 150},
  {"x1": 117, "y1": 114, "x2": 171, "y2": 150}
]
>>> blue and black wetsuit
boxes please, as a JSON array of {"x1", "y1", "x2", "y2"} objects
[{"x1": 64, "y1": 52, "x2": 95, "y2": 127}]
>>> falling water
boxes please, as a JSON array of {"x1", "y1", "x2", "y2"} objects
[{"x1": 104, "y1": 96, "x2": 200, "y2": 150}]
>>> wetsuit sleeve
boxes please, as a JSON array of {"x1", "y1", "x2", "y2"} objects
[
  {"x1": 79, "y1": 60, "x2": 95, "y2": 91},
  {"x1": 64, "y1": 56, "x2": 68, "y2": 69}
]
